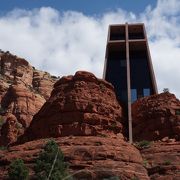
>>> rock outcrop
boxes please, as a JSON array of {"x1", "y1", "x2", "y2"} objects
[
  {"x1": 14, "y1": 71, "x2": 149, "y2": 179},
  {"x1": 140, "y1": 141, "x2": 180, "y2": 180},
  {"x1": 0, "y1": 51, "x2": 57, "y2": 100},
  {"x1": 132, "y1": 92, "x2": 180, "y2": 141},
  {"x1": 21, "y1": 71, "x2": 123, "y2": 141},
  {"x1": 0, "y1": 51, "x2": 57, "y2": 146},
  {"x1": 0, "y1": 137, "x2": 149, "y2": 180},
  {"x1": 0, "y1": 50, "x2": 179, "y2": 180}
]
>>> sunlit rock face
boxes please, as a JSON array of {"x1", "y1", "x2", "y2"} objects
[{"x1": 0, "y1": 51, "x2": 57, "y2": 146}]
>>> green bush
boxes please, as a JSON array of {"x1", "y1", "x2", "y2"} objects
[
  {"x1": 131, "y1": 177, "x2": 140, "y2": 180},
  {"x1": 103, "y1": 176, "x2": 120, "y2": 180},
  {"x1": 15, "y1": 122, "x2": 23, "y2": 129},
  {"x1": 98, "y1": 134, "x2": 107, "y2": 138},
  {"x1": 99, "y1": 83, "x2": 106, "y2": 92},
  {"x1": 136, "y1": 140, "x2": 151, "y2": 149},
  {"x1": 8, "y1": 159, "x2": 29, "y2": 180},
  {"x1": 111, "y1": 122, "x2": 117, "y2": 128},
  {"x1": 34, "y1": 140, "x2": 70, "y2": 180},
  {"x1": 164, "y1": 160, "x2": 171, "y2": 165},
  {"x1": 0, "y1": 146, "x2": 7, "y2": 151},
  {"x1": 163, "y1": 88, "x2": 169, "y2": 93},
  {"x1": 0, "y1": 105, "x2": 6, "y2": 114},
  {"x1": 143, "y1": 159, "x2": 148, "y2": 167}
]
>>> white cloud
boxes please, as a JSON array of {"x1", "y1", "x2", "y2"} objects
[{"x1": 0, "y1": 0, "x2": 180, "y2": 98}]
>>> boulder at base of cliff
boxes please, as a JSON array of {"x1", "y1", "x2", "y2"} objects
[{"x1": 132, "y1": 92, "x2": 180, "y2": 141}]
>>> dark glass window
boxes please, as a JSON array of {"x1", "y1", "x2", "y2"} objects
[
  {"x1": 120, "y1": 60, "x2": 126, "y2": 67},
  {"x1": 143, "y1": 88, "x2": 150, "y2": 96},
  {"x1": 131, "y1": 89, "x2": 137, "y2": 103},
  {"x1": 128, "y1": 33, "x2": 144, "y2": 40},
  {"x1": 110, "y1": 33, "x2": 125, "y2": 40}
]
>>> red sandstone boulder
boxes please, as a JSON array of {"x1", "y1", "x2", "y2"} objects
[
  {"x1": 20, "y1": 71, "x2": 123, "y2": 141},
  {"x1": 0, "y1": 114, "x2": 23, "y2": 146},
  {"x1": 132, "y1": 92, "x2": 180, "y2": 141},
  {"x1": 0, "y1": 51, "x2": 57, "y2": 146}
]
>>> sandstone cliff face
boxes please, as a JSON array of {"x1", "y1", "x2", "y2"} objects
[
  {"x1": 132, "y1": 92, "x2": 180, "y2": 141},
  {"x1": 14, "y1": 71, "x2": 149, "y2": 179},
  {"x1": 140, "y1": 141, "x2": 180, "y2": 180},
  {"x1": 0, "y1": 51, "x2": 57, "y2": 146},
  {"x1": 0, "y1": 50, "x2": 179, "y2": 180},
  {"x1": 21, "y1": 71, "x2": 123, "y2": 141}
]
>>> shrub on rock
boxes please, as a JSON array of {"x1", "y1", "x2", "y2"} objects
[
  {"x1": 8, "y1": 159, "x2": 29, "y2": 180},
  {"x1": 34, "y1": 140, "x2": 70, "y2": 180}
]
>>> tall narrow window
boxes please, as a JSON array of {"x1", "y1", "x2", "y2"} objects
[
  {"x1": 131, "y1": 89, "x2": 137, "y2": 103},
  {"x1": 120, "y1": 60, "x2": 126, "y2": 67},
  {"x1": 143, "y1": 88, "x2": 150, "y2": 97}
]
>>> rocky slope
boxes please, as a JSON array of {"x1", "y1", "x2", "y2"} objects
[
  {"x1": 140, "y1": 141, "x2": 180, "y2": 180},
  {"x1": 132, "y1": 92, "x2": 180, "y2": 141},
  {"x1": 0, "y1": 71, "x2": 149, "y2": 179},
  {"x1": 0, "y1": 51, "x2": 57, "y2": 146},
  {"x1": 0, "y1": 51, "x2": 179, "y2": 179},
  {"x1": 0, "y1": 136, "x2": 150, "y2": 180}
]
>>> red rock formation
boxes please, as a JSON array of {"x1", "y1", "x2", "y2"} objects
[
  {"x1": 33, "y1": 69, "x2": 57, "y2": 100},
  {"x1": 0, "y1": 114, "x2": 23, "y2": 146},
  {"x1": 13, "y1": 71, "x2": 150, "y2": 179},
  {"x1": 0, "y1": 137, "x2": 149, "y2": 180},
  {"x1": 0, "y1": 52, "x2": 33, "y2": 86},
  {"x1": 0, "y1": 51, "x2": 179, "y2": 179},
  {"x1": 140, "y1": 141, "x2": 180, "y2": 180},
  {"x1": 20, "y1": 71, "x2": 123, "y2": 141},
  {"x1": 132, "y1": 92, "x2": 180, "y2": 141},
  {"x1": 0, "y1": 51, "x2": 56, "y2": 100},
  {"x1": 0, "y1": 85, "x2": 45, "y2": 146},
  {"x1": 0, "y1": 51, "x2": 57, "y2": 146}
]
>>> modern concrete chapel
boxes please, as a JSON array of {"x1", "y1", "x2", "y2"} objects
[{"x1": 103, "y1": 23, "x2": 158, "y2": 142}]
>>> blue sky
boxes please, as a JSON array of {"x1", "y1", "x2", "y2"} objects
[
  {"x1": 0, "y1": 0, "x2": 180, "y2": 98},
  {"x1": 0, "y1": 0, "x2": 157, "y2": 15}
]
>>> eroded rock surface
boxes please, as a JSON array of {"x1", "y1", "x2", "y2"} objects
[
  {"x1": 132, "y1": 92, "x2": 180, "y2": 141},
  {"x1": 0, "y1": 50, "x2": 179, "y2": 180},
  {"x1": 13, "y1": 71, "x2": 149, "y2": 179},
  {"x1": 0, "y1": 51, "x2": 57, "y2": 145},
  {"x1": 21, "y1": 71, "x2": 123, "y2": 141},
  {"x1": 140, "y1": 141, "x2": 180, "y2": 180},
  {"x1": 0, "y1": 137, "x2": 149, "y2": 180}
]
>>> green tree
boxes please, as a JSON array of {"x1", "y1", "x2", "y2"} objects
[
  {"x1": 8, "y1": 159, "x2": 29, "y2": 180},
  {"x1": 34, "y1": 140, "x2": 70, "y2": 180}
]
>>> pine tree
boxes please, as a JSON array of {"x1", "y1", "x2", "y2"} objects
[
  {"x1": 8, "y1": 159, "x2": 29, "y2": 180},
  {"x1": 34, "y1": 140, "x2": 70, "y2": 180}
]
